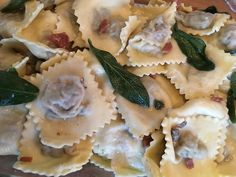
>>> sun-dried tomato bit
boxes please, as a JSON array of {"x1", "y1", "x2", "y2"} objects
[
  {"x1": 47, "y1": 32, "x2": 70, "y2": 49},
  {"x1": 97, "y1": 19, "x2": 110, "y2": 34},
  {"x1": 184, "y1": 158, "x2": 194, "y2": 169},
  {"x1": 142, "y1": 135, "x2": 153, "y2": 147},
  {"x1": 210, "y1": 95, "x2": 223, "y2": 103},
  {"x1": 19, "y1": 156, "x2": 33, "y2": 162},
  {"x1": 162, "y1": 42, "x2": 173, "y2": 54}
]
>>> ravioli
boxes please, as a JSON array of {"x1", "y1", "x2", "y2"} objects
[
  {"x1": 92, "y1": 119, "x2": 146, "y2": 177},
  {"x1": 0, "y1": 105, "x2": 27, "y2": 155},
  {"x1": 160, "y1": 116, "x2": 225, "y2": 177},
  {"x1": 217, "y1": 125, "x2": 236, "y2": 177},
  {"x1": 73, "y1": 0, "x2": 131, "y2": 65},
  {"x1": 0, "y1": 1, "x2": 236, "y2": 177},
  {"x1": 144, "y1": 131, "x2": 165, "y2": 177},
  {"x1": 54, "y1": 1, "x2": 85, "y2": 48},
  {"x1": 177, "y1": 10, "x2": 230, "y2": 36},
  {"x1": 166, "y1": 44, "x2": 236, "y2": 99},
  {"x1": 27, "y1": 51, "x2": 116, "y2": 148},
  {"x1": 117, "y1": 75, "x2": 184, "y2": 138},
  {"x1": 14, "y1": 117, "x2": 93, "y2": 177},
  {"x1": 0, "y1": 0, "x2": 44, "y2": 37},
  {"x1": 14, "y1": 10, "x2": 65, "y2": 59}
]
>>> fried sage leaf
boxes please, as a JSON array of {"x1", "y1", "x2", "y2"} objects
[
  {"x1": 172, "y1": 24, "x2": 215, "y2": 71},
  {"x1": 88, "y1": 39, "x2": 150, "y2": 107},
  {"x1": 227, "y1": 72, "x2": 236, "y2": 123},
  {"x1": 1, "y1": 0, "x2": 27, "y2": 13},
  {"x1": 0, "y1": 70, "x2": 39, "y2": 106}
]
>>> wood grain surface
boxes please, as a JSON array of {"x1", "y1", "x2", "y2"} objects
[{"x1": 0, "y1": 0, "x2": 235, "y2": 177}]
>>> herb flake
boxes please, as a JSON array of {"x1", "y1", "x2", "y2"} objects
[
  {"x1": 88, "y1": 39, "x2": 150, "y2": 107},
  {"x1": 153, "y1": 99, "x2": 164, "y2": 110},
  {"x1": 1, "y1": 0, "x2": 27, "y2": 13},
  {"x1": 227, "y1": 72, "x2": 236, "y2": 123}
]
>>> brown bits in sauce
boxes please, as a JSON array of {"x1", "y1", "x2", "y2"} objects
[
  {"x1": 20, "y1": 156, "x2": 33, "y2": 162},
  {"x1": 142, "y1": 135, "x2": 153, "y2": 148},
  {"x1": 162, "y1": 42, "x2": 173, "y2": 54},
  {"x1": 47, "y1": 32, "x2": 70, "y2": 49},
  {"x1": 210, "y1": 95, "x2": 223, "y2": 103},
  {"x1": 184, "y1": 158, "x2": 194, "y2": 169},
  {"x1": 97, "y1": 19, "x2": 110, "y2": 34}
]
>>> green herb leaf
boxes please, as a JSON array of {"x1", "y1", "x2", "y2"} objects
[
  {"x1": 227, "y1": 72, "x2": 236, "y2": 123},
  {"x1": 172, "y1": 24, "x2": 215, "y2": 71},
  {"x1": 225, "y1": 49, "x2": 236, "y2": 56},
  {"x1": 1, "y1": 0, "x2": 27, "y2": 13},
  {"x1": 153, "y1": 99, "x2": 164, "y2": 110},
  {"x1": 0, "y1": 71, "x2": 39, "y2": 106},
  {"x1": 227, "y1": 89, "x2": 236, "y2": 123},
  {"x1": 88, "y1": 39, "x2": 150, "y2": 107},
  {"x1": 230, "y1": 72, "x2": 236, "y2": 98},
  {"x1": 202, "y1": 6, "x2": 218, "y2": 14},
  {"x1": 7, "y1": 67, "x2": 18, "y2": 75}
]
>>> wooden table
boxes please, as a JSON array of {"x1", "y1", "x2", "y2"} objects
[{"x1": 0, "y1": 0, "x2": 235, "y2": 177}]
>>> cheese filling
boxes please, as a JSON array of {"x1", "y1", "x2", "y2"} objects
[
  {"x1": 219, "y1": 24, "x2": 236, "y2": 50},
  {"x1": 176, "y1": 11, "x2": 215, "y2": 30},
  {"x1": 40, "y1": 75, "x2": 87, "y2": 120}
]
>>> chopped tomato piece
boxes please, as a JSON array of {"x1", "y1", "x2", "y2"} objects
[
  {"x1": 184, "y1": 158, "x2": 194, "y2": 169},
  {"x1": 162, "y1": 42, "x2": 173, "y2": 54},
  {"x1": 142, "y1": 135, "x2": 153, "y2": 147},
  {"x1": 98, "y1": 19, "x2": 110, "y2": 34},
  {"x1": 20, "y1": 156, "x2": 32, "y2": 162},
  {"x1": 47, "y1": 32, "x2": 70, "y2": 49},
  {"x1": 210, "y1": 95, "x2": 223, "y2": 103}
]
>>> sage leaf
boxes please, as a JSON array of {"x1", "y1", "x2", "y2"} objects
[
  {"x1": 0, "y1": 71, "x2": 39, "y2": 106},
  {"x1": 1, "y1": 0, "x2": 27, "y2": 13},
  {"x1": 88, "y1": 39, "x2": 150, "y2": 107},
  {"x1": 227, "y1": 72, "x2": 236, "y2": 123},
  {"x1": 172, "y1": 24, "x2": 215, "y2": 71},
  {"x1": 7, "y1": 67, "x2": 18, "y2": 75}
]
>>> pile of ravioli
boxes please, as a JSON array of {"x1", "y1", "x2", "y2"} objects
[{"x1": 0, "y1": 0, "x2": 236, "y2": 177}]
